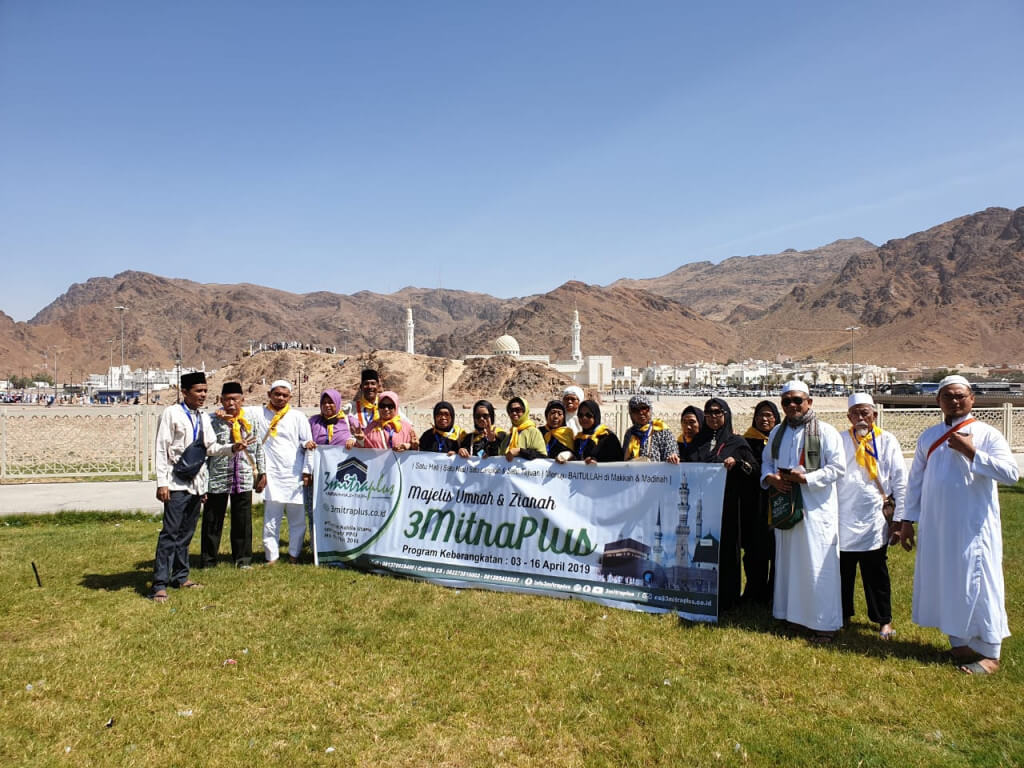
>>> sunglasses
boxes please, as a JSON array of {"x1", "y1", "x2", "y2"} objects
[
  {"x1": 379, "y1": 402, "x2": 396, "y2": 410},
  {"x1": 579, "y1": 411, "x2": 595, "y2": 419},
  {"x1": 781, "y1": 397, "x2": 805, "y2": 407},
  {"x1": 704, "y1": 408, "x2": 725, "y2": 416}
]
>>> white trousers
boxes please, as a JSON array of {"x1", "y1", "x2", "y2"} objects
[
  {"x1": 263, "y1": 500, "x2": 306, "y2": 561},
  {"x1": 949, "y1": 634, "x2": 1001, "y2": 660}
]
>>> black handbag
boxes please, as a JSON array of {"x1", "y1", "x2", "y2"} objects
[{"x1": 172, "y1": 421, "x2": 207, "y2": 481}]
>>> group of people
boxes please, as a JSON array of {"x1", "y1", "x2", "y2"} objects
[
  {"x1": 151, "y1": 370, "x2": 1018, "y2": 675},
  {"x1": 757, "y1": 376, "x2": 1018, "y2": 676}
]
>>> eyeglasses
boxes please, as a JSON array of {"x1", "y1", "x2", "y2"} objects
[
  {"x1": 781, "y1": 397, "x2": 805, "y2": 406},
  {"x1": 474, "y1": 412, "x2": 490, "y2": 420},
  {"x1": 579, "y1": 412, "x2": 594, "y2": 419},
  {"x1": 940, "y1": 392, "x2": 972, "y2": 401},
  {"x1": 705, "y1": 408, "x2": 725, "y2": 416}
]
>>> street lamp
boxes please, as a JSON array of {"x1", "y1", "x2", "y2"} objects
[
  {"x1": 115, "y1": 305, "x2": 128, "y2": 402},
  {"x1": 845, "y1": 326, "x2": 860, "y2": 391},
  {"x1": 107, "y1": 339, "x2": 115, "y2": 390}
]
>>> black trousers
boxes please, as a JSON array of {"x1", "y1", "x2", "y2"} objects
[
  {"x1": 201, "y1": 491, "x2": 253, "y2": 566},
  {"x1": 740, "y1": 490, "x2": 775, "y2": 604},
  {"x1": 153, "y1": 490, "x2": 202, "y2": 591},
  {"x1": 840, "y1": 545, "x2": 892, "y2": 625}
]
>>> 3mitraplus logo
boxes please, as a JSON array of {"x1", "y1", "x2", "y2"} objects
[{"x1": 323, "y1": 457, "x2": 395, "y2": 500}]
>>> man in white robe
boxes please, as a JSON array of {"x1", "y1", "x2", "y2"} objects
[
  {"x1": 760, "y1": 380, "x2": 846, "y2": 640},
  {"x1": 837, "y1": 393, "x2": 906, "y2": 639},
  {"x1": 900, "y1": 375, "x2": 1019, "y2": 674},
  {"x1": 249, "y1": 379, "x2": 314, "y2": 564}
]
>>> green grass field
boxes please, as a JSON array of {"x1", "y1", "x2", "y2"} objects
[{"x1": 2, "y1": 488, "x2": 1022, "y2": 767}]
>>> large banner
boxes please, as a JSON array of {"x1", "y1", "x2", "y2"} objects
[{"x1": 311, "y1": 448, "x2": 726, "y2": 621}]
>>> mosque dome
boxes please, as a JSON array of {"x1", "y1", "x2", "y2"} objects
[{"x1": 493, "y1": 334, "x2": 521, "y2": 357}]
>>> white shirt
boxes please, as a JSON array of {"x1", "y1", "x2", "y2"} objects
[
  {"x1": 249, "y1": 405, "x2": 314, "y2": 504},
  {"x1": 837, "y1": 428, "x2": 907, "y2": 551},
  {"x1": 904, "y1": 414, "x2": 1019, "y2": 644},
  {"x1": 155, "y1": 402, "x2": 236, "y2": 495},
  {"x1": 760, "y1": 416, "x2": 846, "y2": 631}
]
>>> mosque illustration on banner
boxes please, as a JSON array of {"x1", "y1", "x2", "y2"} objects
[{"x1": 597, "y1": 474, "x2": 719, "y2": 594}]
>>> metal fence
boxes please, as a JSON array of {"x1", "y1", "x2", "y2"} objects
[{"x1": 3, "y1": 403, "x2": 1022, "y2": 482}]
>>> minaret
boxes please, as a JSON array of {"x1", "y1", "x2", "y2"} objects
[
  {"x1": 405, "y1": 307, "x2": 414, "y2": 354},
  {"x1": 653, "y1": 506, "x2": 664, "y2": 567},
  {"x1": 675, "y1": 474, "x2": 691, "y2": 566},
  {"x1": 695, "y1": 495, "x2": 703, "y2": 539},
  {"x1": 571, "y1": 308, "x2": 582, "y2": 362}
]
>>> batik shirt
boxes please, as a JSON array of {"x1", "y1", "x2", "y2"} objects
[{"x1": 206, "y1": 410, "x2": 266, "y2": 495}]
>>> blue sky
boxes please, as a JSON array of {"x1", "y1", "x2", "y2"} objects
[{"x1": 1, "y1": 1, "x2": 1021, "y2": 321}]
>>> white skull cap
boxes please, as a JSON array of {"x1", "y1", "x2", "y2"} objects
[{"x1": 780, "y1": 380, "x2": 809, "y2": 395}]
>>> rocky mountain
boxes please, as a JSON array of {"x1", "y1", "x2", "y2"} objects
[
  {"x1": 612, "y1": 238, "x2": 877, "y2": 321},
  {"x1": 738, "y1": 207, "x2": 1024, "y2": 365},
  {"x1": 14, "y1": 272, "x2": 521, "y2": 380},
  {"x1": 2, "y1": 207, "x2": 1022, "y2": 379},
  {"x1": 459, "y1": 281, "x2": 737, "y2": 366}
]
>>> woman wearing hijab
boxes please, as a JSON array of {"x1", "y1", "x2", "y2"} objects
[
  {"x1": 687, "y1": 397, "x2": 758, "y2": 612},
  {"x1": 458, "y1": 400, "x2": 506, "y2": 459},
  {"x1": 419, "y1": 401, "x2": 463, "y2": 455},
  {"x1": 541, "y1": 400, "x2": 575, "y2": 461},
  {"x1": 622, "y1": 395, "x2": 679, "y2": 463},
  {"x1": 498, "y1": 396, "x2": 546, "y2": 461},
  {"x1": 308, "y1": 389, "x2": 356, "y2": 449},
  {"x1": 739, "y1": 400, "x2": 780, "y2": 605},
  {"x1": 572, "y1": 400, "x2": 622, "y2": 464},
  {"x1": 359, "y1": 391, "x2": 418, "y2": 452},
  {"x1": 562, "y1": 385, "x2": 585, "y2": 432},
  {"x1": 677, "y1": 405, "x2": 709, "y2": 462},
  {"x1": 305, "y1": 389, "x2": 357, "y2": 535}
]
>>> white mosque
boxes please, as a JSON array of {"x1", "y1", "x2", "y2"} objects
[{"x1": 462, "y1": 308, "x2": 613, "y2": 390}]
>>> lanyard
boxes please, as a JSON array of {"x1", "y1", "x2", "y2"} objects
[{"x1": 180, "y1": 403, "x2": 199, "y2": 441}]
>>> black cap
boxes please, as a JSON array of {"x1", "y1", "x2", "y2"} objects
[
  {"x1": 221, "y1": 381, "x2": 243, "y2": 395},
  {"x1": 181, "y1": 371, "x2": 206, "y2": 390}
]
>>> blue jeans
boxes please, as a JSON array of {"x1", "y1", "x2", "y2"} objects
[{"x1": 152, "y1": 490, "x2": 202, "y2": 591}]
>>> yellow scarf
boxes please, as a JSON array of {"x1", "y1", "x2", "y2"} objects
[
  {"x1": 575, "y1": 424, "x2": 610, "y2": 456},
  {"x1": 355, "y1": 396, "x2": 378, "y2": 427},
  {"x1": 324, "y1": 417, "x2": 339, "y2": 443},
  {"x1": 218, "y1": 410, "x2": 252, "y2": 443},
  {"x1": 265, "y1": 403, "x2": 290, "y2": 440},
  {"x1": 742, "y1": 425, "x2": 770, "y2": 444},
  {"x1": 378, "y1": 414, "x2": 403, "y2": 434},
  {"x1": 508, "y1": 416, "x2": 537, "y2": 450},
  {"x1": 436, "y1": 424, "x2": 464, "y2": 442},
  {"x1": 626, "y1": 420, "x2": 666, "y2": 459},
  {"x1": 545, "y1": 426, "x2": 575, "y2": 451},
  {"x1": 850, "y1": 425, "x2": 883, "y2": 482}
]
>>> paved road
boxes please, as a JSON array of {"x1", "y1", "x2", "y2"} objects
[{"x1": 0, "y1": 481, "x2": 270, "y2": 517}]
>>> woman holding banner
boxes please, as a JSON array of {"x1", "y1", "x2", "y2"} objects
[
  {"x1": 458, "y1": 400, "x2": 506, "y2": 459},
  {"x1": 572, "y1": 400, "x2": 622, "y2": 464}
]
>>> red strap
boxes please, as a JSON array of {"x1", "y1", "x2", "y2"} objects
[{"x1": 927, "y1": 418, "x2": 977, "y2": 460}]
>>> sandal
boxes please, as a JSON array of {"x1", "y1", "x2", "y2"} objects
[
  {"x1": 150, "y1": 589, "x2": 169, "y2": 603},
  {"x1": 810, "y1": 632, "x2": 835, "y2": 644},
  {"x1": 960, "y1": 660, "x2": 999, "y2": 675},
  {"x1": 179, "y1": 580, "x2": 203, "y2": 589}
]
